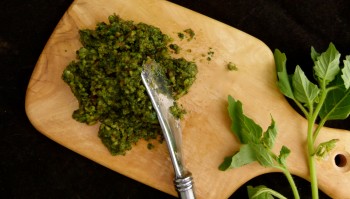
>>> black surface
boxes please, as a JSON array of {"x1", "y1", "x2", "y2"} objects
[{"x1": 1, "y1": 0, "x2": 349, "y2": 198}]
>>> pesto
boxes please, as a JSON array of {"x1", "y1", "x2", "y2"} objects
[
  {"x1": 177, "y1": 28, "x2": 195, "y2": 41},
  {"x1": 227, "y1": 62, "x2": 237, "y2": 71},
  {"x1": 184, "y1": 28, "x2": 195, "y2": 41},
  {"x1": 206, "y1": 48, "x2": 215, "y2": 61},
  {"x1": 169, "y1": 102, "x2": 187, "y2": 119},
  {"x1": 147, "y1": 143, "x2": 155, "y2": 150},
  {"x1": 208, "y1": 47, "x2": 214, "y2": 56},
  {"x1": 169, "y1": 43, "x2": 181, "y2": 54},
  {"x1": 62, "y1": 14, "x2": 197, "y2": 155},
  {"x1": 177, "y1": 32, "x2": 185, "y2": 40}
]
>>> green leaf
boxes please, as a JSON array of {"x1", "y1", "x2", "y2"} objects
[
  {"x1": 251, "y1": 144, "x2": 275, "y2": 167},
  {"x1": 247, "y1": 185, "x2": 287, "y2": 199},
  {"x1": 228, "y1": 95, "x2": 245, "y2": 143},
  {"x1": 341, "y1": 55, "x2": 350, "y2": 89},
  {"x1": 315, "y1": 139, "x2": 339, "y2": 159},
  {"x1": 228, "y1": 95, "x2": 262, "y2": 144},
  {"x1": 311, "y1": 46, "x2": 320, "y2": 62},
  {"x1": 292, "y1": 65, "x2": 320, "y2": 106},
  {"x1": 277, "y1": 146, "x2": 291, "y2": 166},
  {"x1": 313, "y1": 43, "x2": 341, "y2": 85},
  {"x1": 274, "y1": 49, "x2": 295, "y2": 99},
  {"x1": 261, "y1": 116, "x2": 277, "y2": 149},
  {"x1": 219, "y1": 144, "x2": 257, "y2": 170},
  {"x1": 319, "y1": 87, "x2": 350, "y2": 120}
]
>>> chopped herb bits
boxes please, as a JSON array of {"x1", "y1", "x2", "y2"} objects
[{"x1": 62, "y1": 14, "x2": 197, "y2": 155}]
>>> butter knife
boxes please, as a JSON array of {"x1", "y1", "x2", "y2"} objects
[{"x1": 141, "y1": 60, "x2": 195, "y2": 199}]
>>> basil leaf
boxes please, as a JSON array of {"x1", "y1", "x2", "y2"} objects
[
  {"x1": 292, "y1": 65, "x2": 320, "y2": 106},
  {"x1": 247, "y1": 185, "x2": 280, "y2": 199},
  {"x1": 251, "y1": 143, "x2": 275, "y2": 167},
  {"x1": 319, "y1": 87, "x2": 350, "y2": 120},
  {"x1": 261, "y1": 117, "x2": 277, "y2": 150},
  {"x1": 274, "y1": 49, "x2": 295, "y2": 99},
  {"x1": 228, "y1": 95, "x2": 246, "y2": 143},
  {"x1": 315, "y1": 139, "x2": 339, "y2": 159},
  {"x1": 311, "y1": 46, "x2": 320, "y2": 62},
  {"x1": 313, "y1": 43, "x2": 341, "y2": 85},
  {"x1": 277, "y1": 146, "x2": 291, "y2": 166},
  {"x1": 228, "y1": 95, "x2": 262, "y2": 144},
  {"x1": 219, "y1": 144, "x2": 257, "y2": 170},
  {"x1": 341, "y1": 55, "x2": 350, "y2": 89}
]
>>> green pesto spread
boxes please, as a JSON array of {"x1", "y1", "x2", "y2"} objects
[
  {"x1": 62, "y1": 14, "x2": 197, "y2": 155},
  {"x1": 184, "y1": 28, "x2": 195, "y2": 41},
  {"x1": 177, "y1": 32, "x2": 185, "y2": 40},
  {"x1": 169, "y1": 102, "x2": 187, "y2": 119},
  {"x1": 206, "y1": 47, "x2": 215, "y2": 61},
  {"x1": 227, "y1": 62, "x2": 238, "y2": 71},
  {"x1": 169, "y1": 43, "x2": 181, "y2": 54},
  {"x1": 177, "y1": 28, "x2": 195, "y2": 41}
]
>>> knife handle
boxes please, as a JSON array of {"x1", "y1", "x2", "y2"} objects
[{"x1": 174, "y1": 172, "x2": 195, "y2": 199}]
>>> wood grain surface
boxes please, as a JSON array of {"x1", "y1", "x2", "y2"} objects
[{"x1": 25, "y1": 0, "x2": 350, "y2": 198}]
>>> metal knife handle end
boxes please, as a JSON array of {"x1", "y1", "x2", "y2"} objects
[{"x1": 174, "y1": 172, "x2": 195, "y2": 199}]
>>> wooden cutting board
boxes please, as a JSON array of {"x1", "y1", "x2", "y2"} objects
[{"x1": 25, "y1": 0, "x2": 350, "y2": 198}]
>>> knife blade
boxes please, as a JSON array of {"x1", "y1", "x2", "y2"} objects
[{"x1": 141, "y1": 60, "x2": 195, "y2": 199}]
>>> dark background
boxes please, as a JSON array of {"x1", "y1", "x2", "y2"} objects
[{"x1": 1, "y1": 0, "x2": 349, "y2": 198}]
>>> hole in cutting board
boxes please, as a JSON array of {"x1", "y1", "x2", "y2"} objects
[
  {"x1": 335, "y1": 154, "x2": 347, "y2": 167},
  {"x1": 334, "y1": 152, "x2": 350, "y2": 172}
]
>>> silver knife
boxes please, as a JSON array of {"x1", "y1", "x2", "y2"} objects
[{"x1": 141, "y1": 60, "x2": 195, "y2": 199}]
